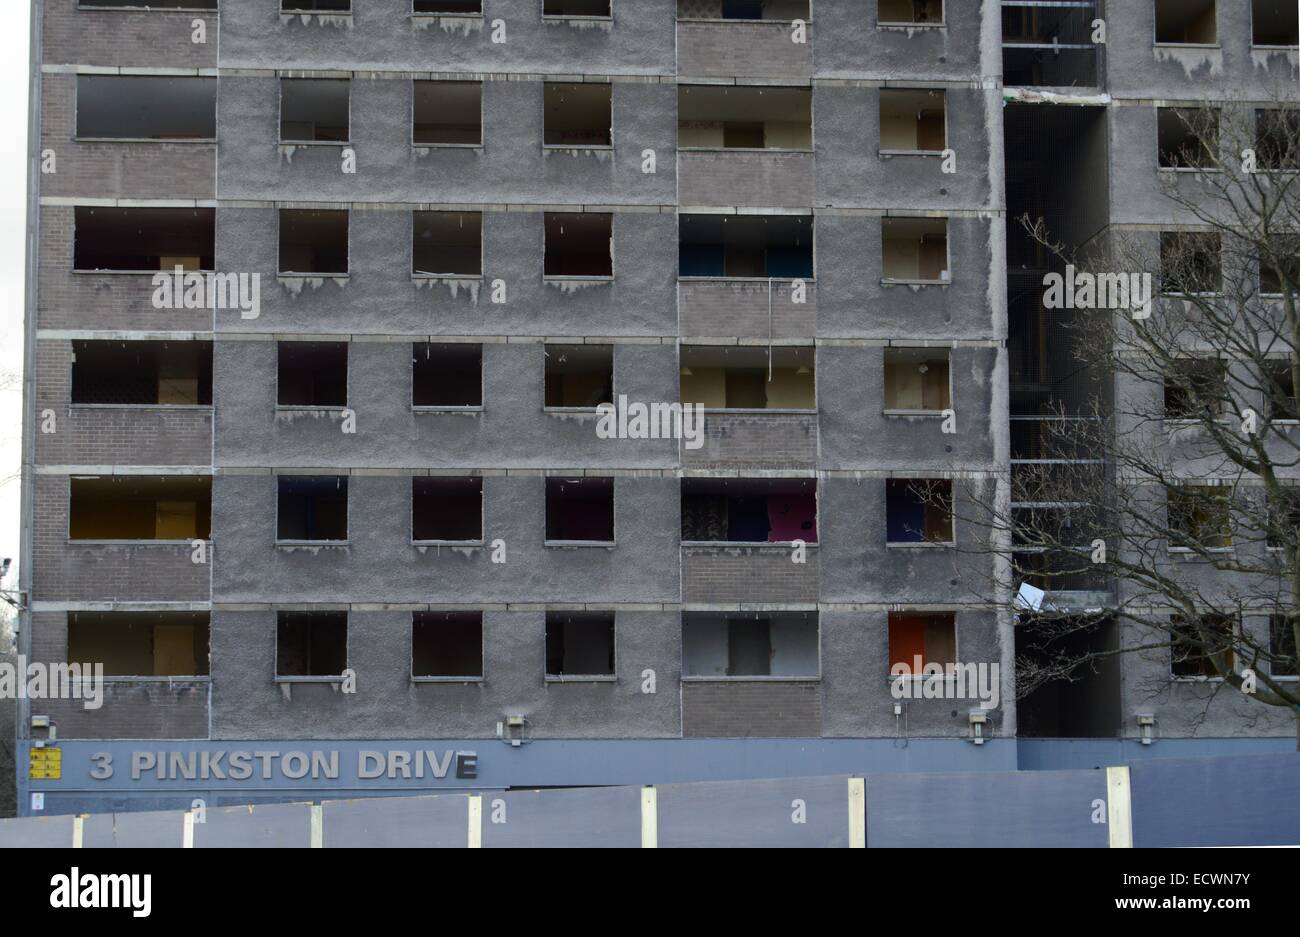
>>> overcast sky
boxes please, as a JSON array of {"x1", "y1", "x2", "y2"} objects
[{"x1": 0, "y1": 3, "x2": 28, "y2": 595}]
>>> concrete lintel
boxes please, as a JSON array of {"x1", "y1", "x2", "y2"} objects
[{"x1": 36, "y1": 465, "x2": 212, "y2": 476}]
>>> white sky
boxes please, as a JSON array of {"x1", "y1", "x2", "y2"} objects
[{"x1": 0, "y1": 4, "x2": 29, "y2": 593}]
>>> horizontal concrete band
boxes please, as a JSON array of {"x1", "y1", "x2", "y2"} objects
[{"x1": 34, "y1": 332, "x2": 1007, "y2": 348}]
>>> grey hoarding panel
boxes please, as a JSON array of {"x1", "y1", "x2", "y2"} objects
[
  {"x1": 657, "y1": 775, "x2": 850, "y2": 848},
  {"x1": 865, "y1": 769, "x2": 1109, "y2": 847},
  {"x1": 0, "y1": 815, "x2": 74, "y2": 848},
  {"x1": 82, "y1": 810, "x2": 184, "y2": 848},
  {"x1": 1130, "y1": 753, "x2": 1300, "y2": 848},
  {"x1": 193, "y1": 802, "x2": 313, "y2": 848},
  {"x1": 323, "y1": 795, "x2": 468, "y2": 848},
  {"x1": 481, "y1": 785, "x2": 642, "y2": 848}
]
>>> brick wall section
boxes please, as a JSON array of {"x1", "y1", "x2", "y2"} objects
[
  {"x1": 35, "y1": 340, "x2": 213, "y2": 466},
  {"x1": 683, "y1": 412, "x2": 817, "y2": 469},
  {"x1": 27, "y1": 613, "x2": 209, "y2": 740},
  {"x1": 40, "y1": 75, "x2": 216, "y2": 201},
  {"x1": 37, "y1": 206, "x2": 214, "y2": 333},
  {"x1": 682, "y1": 545, "x2": 819, "y2": 604},
  {"x1": 32, "y1": 476, "x2": 212, "y2": 603},
  {"x1": 43, "y1": 2, "x2": 217, "y2": 70},
  {"x1": 682, "y1": 681, "x2": 822, "y2": 737},
  {"x1": 679, "y1": 152, "x2": 815, "y2": 209},
  {"x1": 680, "y1": 280, "x2": 817, "y2": 341},
  {"x1": 677, "y1": 22, "x2": 813, "y2": 80}
]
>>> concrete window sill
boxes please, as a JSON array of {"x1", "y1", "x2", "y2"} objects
[
  {"x1": 1167, "y1": 547, "x2": 1234, "y2": 556},
  {"x1": 681, "y1": 540, "x2": 816, "y2": 548},
  {"x1": 542, "y1": 145, "x2": 614, "y2": 153},
  {"x1": 412, "y1": 142, "x2": 484, "y2": 150},
  {"x1": 1160, "y1": 291, "x2": 1221, "y2": 299},
  {"x1": 279, "y1": 141, "x2": 352, "y2": 148},
  {"x1": 411, "y1": 540, "x2": 485, "y2": 548},
  {"x1": 78, "y1": 5, "x2": 216, "y2": 11},
  {"x1": 879, "y1": 149, "x2": 945, "y2": 157},
  {"x1": 1153, "y1": 42, "x2": 1220, "y2": 49},
  {"x1": 678, "y1": 276, "x2": 815, "y2": 284},
  {"x1": 282, "y1": 9, "x2": 353, "y2": 16},
  {"x1": 542, "y1": 15, "x2": 613, "y2": 22},
  {"x1": 1158, "y1": 166, "x2": 1222, "y2": 174},
  {"x1": 409, "y1": 13, "x2": 485, "y2": 20},
  {"x1": 1252, "y1": 44, "x2": 1300, "y2": 50},
  {"x1": 412, "y1": 676, "x2": 485, "y2": 684},
  {"x1": 886, "y1": 541, "x2": 955, "y2": 549},
  {"x1": 75, "y1": 269, "x2": 214, "y2": 277},
  {"x1": 67, "y1": 539, "x2": 198, "y2": 546},
  {"x1": 75, "y1": 137, "x2": 216, "y2": 145},
  {"x1": 543, "y1": 275, "x2": 614, "y2": 283},
  {"x1": 279, "y1": 273, "x2": 350, "y2": 280},
  {"x1": 878, "y1": 22, "x2": 946, "y2": 29},
  {"x1": 275, "y1": 540, "x2": 350, "y2": 549},
  {"x1": 544, "y1": 406, "x2": 601, "y2": 415},
  {"x1": 544, "y1": 674, "x2": 617, "y2": 683},
  {"x1": 545, "y1": 540, "x2": 616, "y2": 548},
  {"x1": 678, "y1": 17, "x2": 810, "y2": 26},
  {"x1": 680, "y1": 147, "x2": 814, "y2": 154},
  {"x1": 881, "y1": 277, "x2": 950, "y2": 287},
  {"x1": 275, "y1": 405, "x2": 348, "y2": 413},
  {"x1": 699, "y1": 407, "x2": 817, "y2": 415},
  {"x1": 413, "y1": 406, "x2": 484, "y2": 414},
  {"x1": 96, "y1": 676, "x2": 212, "y2": 684},
  {"x1": 411, "y1": 273, "x2": 482, "y2": 281},
  {"x1": 883, "y1": 409, "x2": 946, "y2": 418},
  {"x1": 1170, "y1": 675, "x2": 1226, "y2": 683},
  {"x1": 69, "y1": 403, "x2": 213, "y2": 412},
  {"x1": 681, "y1": 675, "x2": 820, "y2": 683}
]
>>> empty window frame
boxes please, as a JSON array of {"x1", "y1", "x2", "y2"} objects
[
  {"x1": 413, "y1": 81, "x2": 482, "y2": 145},
  {"x1": 1253, "y1": 0, "x2": 1299, "y2": 45},
  {"x1": 1170, "y1": 613, "x2": 1235, "y2": 678},
  {"x1": 1265, "y1": 359, "x2": 1298, "y2": 421},
  {"x1": 544, "y1": 213, "x2": 613, "y2": 278},
  {"x1": 280, "y1": 78, "x2": 350, "y2": 143},
  {"x1": 76, "y1": 76, "x2": 216, "y2": 141},
  {"x1": 543, "y1": 83, "x2": 612, "y2": 148},
  {"x1": 1168, "y1": 485, "x2": 1233, "y2": 550},
  {"x1": 1269, "y1": 614, "x2": 1298, "y2": 676},
  {"x1": 546, "y1": 477, "x2": 615, "y2": 543},
  {"x1": 1157, "y1": 107, "x2": 1219, "y2": 169},
  {"x1": 1164, "y1": 357, "x2": 1228, "y2": 420},
  {"x1": 1160, "y1": 231, "x2": 1221, "y2": 294},
  {"x1": 882, "y1": 217, "x2": 949, "y2": 282},
  {"x1": 681, "y1": 477, "x2": 817, "y2": 543},
  {"x1": 412, "y1": 477, "x2": 483, "y2": 542},
  {"x1": 69, "y1": 476, "x2": 212, "y2": 541},
  {"x1": 277, "y1": 611, "x2": 348, "y2": 678},
  {"x1": 412, "y1": 211, "x2": 482, "y2": 276},
  {"x1": 412, "y1": 612, "x2": 483, "y2": 679},
  {"x1": 413, "y1": 342, "x2": 483, "y2": 408},
  {"x1": 277, "y1": 476, "x2": 348, "y2": 542},
  {"x1": 81, "y1": 0, "x2": 216, "y2": 7},
  {"x1": 414, "y1": 1, "x2": 482, "y2": 13},
  {"x1": 886, "y1": 479, "x2": 954, "y2": 544},
  {"x1": 1267, "y1": 488, "x2": 1300, "y2": 548},
  {"x1": 678, "y1": 214, "x2": 814, "y2": 278},
  {"x1": 1256, "y1": 109, "x2": 1300, "y2": 170},
  {"x1": 278, "y1": 342, "x2": 348, "y2": 408},
  {"x1": 74, "y1": 207, "x2": 215, "y2": 273},
  {"x1": 682, "y1": 611, "x2": 819, "y2": 677},
  {"x1": 1155, "y1": 0, "x2": 1217, "y2": 44},
  {"x1": 679, "y1": 346, "x2": 816, "y2": 409},
  {"x1": 67, "y1": 612, "x2": 210, "y2": 678},
  {"x1": 282, "y1": 1, "x2": 352, "y2": 13},
  {"x1": 543, "y1": 1, "x2": 611, "y2": 17},
  {"x1": 545, "y1": 612, "x2": 615, "y2": 677},
  {"x1": 545, "y1": 344, "x2": 613, "y2": 408},
  {"x1": 884, "y1": 347, "x2": 951, "y2": 412},
  {"x1": 71, "y1": 340, "x2": 213, "y2": 406},
  {"x1": 279, "y1": 209, "x2": 349, "y2": 275},
  {"x1": 879, "y1": 89, "x2": 946, "y2": 152},
  {"x1": 678, "y1": 85, "x2": 812, "y2": 150},
  {"x1": 888, "y1": 612, "x2": 957, "y2": 673},
  {"x1": 879, "y1": 0, "x2": 944, "y2": 26},
  {"x1": 1260, "y1": 237, "x2": 1300, "y2": 295}
]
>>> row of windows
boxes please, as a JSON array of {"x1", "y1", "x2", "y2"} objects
[
  {"x1": 61, "y1": 607, "x2": 1299, "y2": 683},
  {"x1": 64, "y1": 475, "x2": 951, "y2": 547},
  {"x1": 72, "y1": 206, "x2": 1300, "y2": 295},
  {"x1": 68, "y1": 340, "x2": 952, "y2": 415},
  {"x1": 74, "y1": 74, "x2": 1300, "y2": 179}
]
